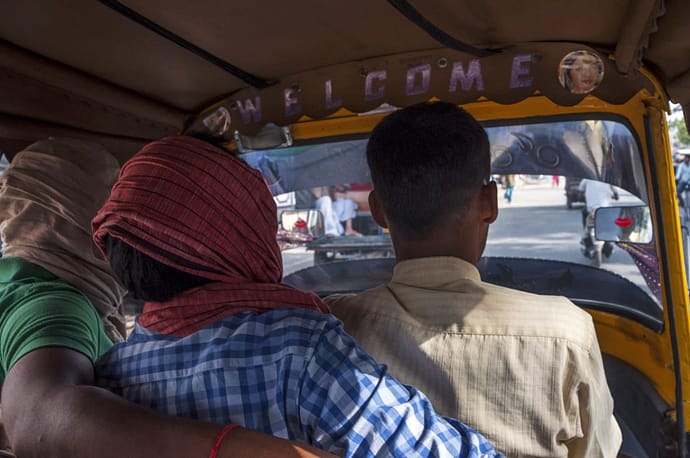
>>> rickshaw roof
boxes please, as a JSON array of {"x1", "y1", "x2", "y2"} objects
[{"x1": 1, "y1": 0, "x2": 688, "y2": 159}]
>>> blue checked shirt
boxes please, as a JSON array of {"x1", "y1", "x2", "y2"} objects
[{"x1": 96, "y1": 309, "x2": 502, "y2": 457}]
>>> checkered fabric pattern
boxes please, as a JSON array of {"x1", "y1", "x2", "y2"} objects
[{"x1": 96, "y1": 309, "x2": 501, "y2": 457}]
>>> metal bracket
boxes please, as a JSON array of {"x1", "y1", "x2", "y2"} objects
[{"x1": 234, "y1": 125, "x2": 293, "y2": 153}]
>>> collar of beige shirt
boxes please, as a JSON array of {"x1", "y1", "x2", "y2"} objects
[{"x1": 391, "y1": 256, "x2": 481, "y2": 288}]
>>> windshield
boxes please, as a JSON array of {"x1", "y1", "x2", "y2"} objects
[{"x1": 241, "y1": 116, "x2": 661, "y2": 330}]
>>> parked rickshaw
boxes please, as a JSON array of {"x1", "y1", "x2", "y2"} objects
[{"x1": 2, "y1": 1, "x2": 690, "y2": 456}]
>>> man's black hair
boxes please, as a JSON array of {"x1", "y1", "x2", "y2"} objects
[
  {"x1": 366, "y1": 101, "x2": 490, "y2": 237},
  {"x1": 105, "y1": 236, "x2": 210, "y2": 302}
]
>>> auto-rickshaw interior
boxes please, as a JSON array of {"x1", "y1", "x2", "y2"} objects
[{"x1": 3, "y1": 1, "x2": 690, "y2": 456}]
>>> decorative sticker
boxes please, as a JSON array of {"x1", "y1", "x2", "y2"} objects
[
  {"x1": 558, "y1": 50, "x2": 604, "y2": 94},
  {"x1": 202, "y1": 106, "x2": 232, "y2": 135}
]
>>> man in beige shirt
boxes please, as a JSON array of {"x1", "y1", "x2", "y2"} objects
[{"x1": 327, "y1": 102, "x2": 622, "y2": 457}]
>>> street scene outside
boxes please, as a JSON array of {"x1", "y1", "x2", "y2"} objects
[
  {"x1": 281, "y1": 177, "x2": 653, "y2": 298},
  {"x1": 484, "y1": 177, "x2": 648, "y2": 293},
  {"x1": 280, "y1": 108, "x2": 686, "y2": 303}
]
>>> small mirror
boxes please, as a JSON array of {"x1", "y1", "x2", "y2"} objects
[
  {"x1": 594, "y1": 205, "x2": 652, "y2": 243},
  {"x1": 280, "y1": 209, "x2": 324, "y2": 237}
]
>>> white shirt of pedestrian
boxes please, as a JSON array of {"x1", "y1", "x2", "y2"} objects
[{"x1": 579, "y1": 179, "x2": 616, "y2": 213}]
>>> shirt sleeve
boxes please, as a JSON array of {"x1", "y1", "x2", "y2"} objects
[
  {"x1": 565, "y1": 330, "x2": 622, "y2": 457},
  {"x1": 0, "y1": 287, "x2": 112, "y2": 380},
  {"x1": 298, "y1": 318, "x2": 503, "y2": 458}
]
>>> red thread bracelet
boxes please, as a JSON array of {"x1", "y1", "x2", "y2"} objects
[{"x1": 209, "y1": 423, "x2": 240, "y2": 458}]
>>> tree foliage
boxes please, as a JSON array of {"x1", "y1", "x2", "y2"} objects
[{"x1": 670, "y1": 118, "x2": 690, "y2": 146}]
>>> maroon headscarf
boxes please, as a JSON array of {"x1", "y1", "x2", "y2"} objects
[{"x1": 93, "y1": 136, "x2": 328, "y2": 337}]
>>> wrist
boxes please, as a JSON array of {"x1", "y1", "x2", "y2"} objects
[{"x1": 210, "y1": 424, "x2": 240, "y2": 458}]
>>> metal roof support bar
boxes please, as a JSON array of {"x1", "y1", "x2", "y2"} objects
[
  {"x1": 97, "y1": 0, "x2": 271, "y2": 89},
  {"x1": 386, "y1": 0, "x2": 498, "y2": 58},
  {"x1": 614, "y1": 0, "x2": 663, "y2": 75}
]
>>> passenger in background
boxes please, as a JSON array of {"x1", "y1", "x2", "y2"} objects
[{"x1": 314, "y1": 185, "x2": 362, "y2": 236}]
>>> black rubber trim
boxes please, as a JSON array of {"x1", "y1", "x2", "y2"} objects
[
  {"x1": 97, "y1": 0, "x2": 271, "y2": 89},
  {"x1": 573, "y1": 299, "x2": 662, "y2": 332},
  {"x1": 386, "y1": 0, "x2": 498, "y2": 57},
  {"x1": 645, "y1": 115, "x2": 687, "y2": 456}
]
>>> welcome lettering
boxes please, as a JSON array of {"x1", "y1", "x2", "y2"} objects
[{"x1": 229, "y1": 55, "x2": 538, "y2": 126}]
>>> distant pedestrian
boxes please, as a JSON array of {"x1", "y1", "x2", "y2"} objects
[
  {"x1": 676, "y1": 153, "x2": 690, "y2": 206},
  {"x1": 504, "y1": 174, "x2": 515, "y2": 203},
  {"x1": 552, "y1": 175, "x2": 560, "y2": 187}
]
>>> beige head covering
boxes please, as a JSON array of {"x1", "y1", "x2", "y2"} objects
[{"x1": 0, "y1": 138, "x2": 126, "y2": 341}]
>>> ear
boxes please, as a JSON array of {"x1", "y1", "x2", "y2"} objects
[
  {"x1": 368, "y1": 190, "x2": 389, "y2": 229},
  {"x1": 480, "y1": 181, "x2": 499, "y2": 224}
]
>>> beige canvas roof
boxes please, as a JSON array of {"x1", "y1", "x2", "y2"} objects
[{"x1": 1, "y1": 0, "x2": 687, "y2": 160}]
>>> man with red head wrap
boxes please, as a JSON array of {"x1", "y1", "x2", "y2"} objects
[{"x1": 93, "y1": 136, "x2": 501, "y2": 457}]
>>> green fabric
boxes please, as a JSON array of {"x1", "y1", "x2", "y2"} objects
[{"x1": 0, "y1": 257, "x2": 112, "y2": 383}]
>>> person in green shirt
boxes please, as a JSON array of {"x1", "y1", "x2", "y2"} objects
[
  {"x1": 0, "y1": 138, "x2": 334, "y2": 458},
  {"x1": 0, "y1": 258, "x2": 112, "y2": 383}
]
